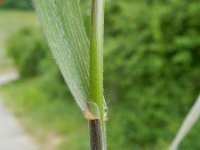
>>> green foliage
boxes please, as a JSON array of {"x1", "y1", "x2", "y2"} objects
[
  {"x1": 0, "y1": 0, "x2": 32, "y2": 9},
  {"x1": 105, "y1": 0, "x2": 200, "y2": 86},
  {"x1": 104, "y1": 0, "x2": 200, "y2": 149},
  {"x1": 2, "y1": 0, "x2": 200, "y2": 149},
  {"x1": 0, "y1": 75, "x2": 88, "y2": 150},
  {"x1": 6, "y1": 27, "x2": 48, "y2": 78}
]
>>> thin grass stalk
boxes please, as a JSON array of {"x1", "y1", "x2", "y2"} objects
[
  {"x1": 169, "y1": 95, "x2": 200, "y2": 150},
  {"x1": 89, "y1": 0, "x2": 106, "y2": 149}
]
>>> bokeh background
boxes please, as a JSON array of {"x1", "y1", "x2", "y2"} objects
[{"x1": 0, "y1": 0, "x2": 200, "y2": 149}]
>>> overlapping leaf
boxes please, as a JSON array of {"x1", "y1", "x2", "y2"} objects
[{"x1": 33, "y1": 0, "x2": 90, "y2": 112}]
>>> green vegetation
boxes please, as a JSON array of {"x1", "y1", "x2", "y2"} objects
[
  {"x1": 0, "y1": 10, "x2": 38, "y2": 71},
  {"x1": 90, "y1": 0, "x2": 105, "y2": 121},
  {"x1": 0, "y1": 10, "x2": 37, "y2": 40},
  {"x1": 6, "y1": 27, "x2": 48, "y2": 77},
  {"x1": 0, "y1": 75, "x2": 89, "y2": 150},
  {"x1": 0, "y1": 0, "x2": 200, "y2": 150},
  {"x1": 104, "y1": 1, "x2": 200, "y2": 149},
  {"x1": 90, "y1": 0, "x2": 106, "y2": 149},
  {"x1": 33, "y1": 0, "x2": 107, "y2": 149},
  {"x1": 0, "y1": 0, "x2": 32, "y2": 9}
]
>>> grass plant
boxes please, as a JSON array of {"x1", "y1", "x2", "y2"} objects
[{"x1": 33, "y1": 0, "x2": 107, "y2": 149}]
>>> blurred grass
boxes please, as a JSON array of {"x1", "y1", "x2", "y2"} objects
[
  {"x1": 0, "y1": 75, "x2": 89, "y2": 150},
  {"x1": 0, "y1": 10, "x2": 38, "y2": 71}
]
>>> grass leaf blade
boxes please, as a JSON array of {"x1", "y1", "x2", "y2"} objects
[
  {"x1": 33, "y1": 0, "x2": 90, "y2": 112},
  {"x1": 169, "y1": 95, "x2": 200, "y2": 150}
]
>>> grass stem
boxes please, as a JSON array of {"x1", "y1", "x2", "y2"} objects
[
  {"x1": 89, "y1": 0, "x2": 106, "y2": 149},
  {"x1": 89, "y1": 120, "x2": 104, "y2": 150}
]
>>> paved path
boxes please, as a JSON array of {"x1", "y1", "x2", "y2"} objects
[
  {"x1": 0, "y1": 72, "x2": 39, "y2": 150},
  {"x1": 0, "y1": 71, "x2": 19, "y2": 86}
]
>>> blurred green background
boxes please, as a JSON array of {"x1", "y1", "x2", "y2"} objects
[{"x1": 0, "y1": 0, "x2": 200, "y2": 150}]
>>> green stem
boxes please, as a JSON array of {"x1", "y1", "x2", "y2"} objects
[
  {"x1": 90, "y1": 0, "x2": 106, "y2": 149},
  {"x1": 90, "y1": 0, "x2": 104, "y2": 120}
]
